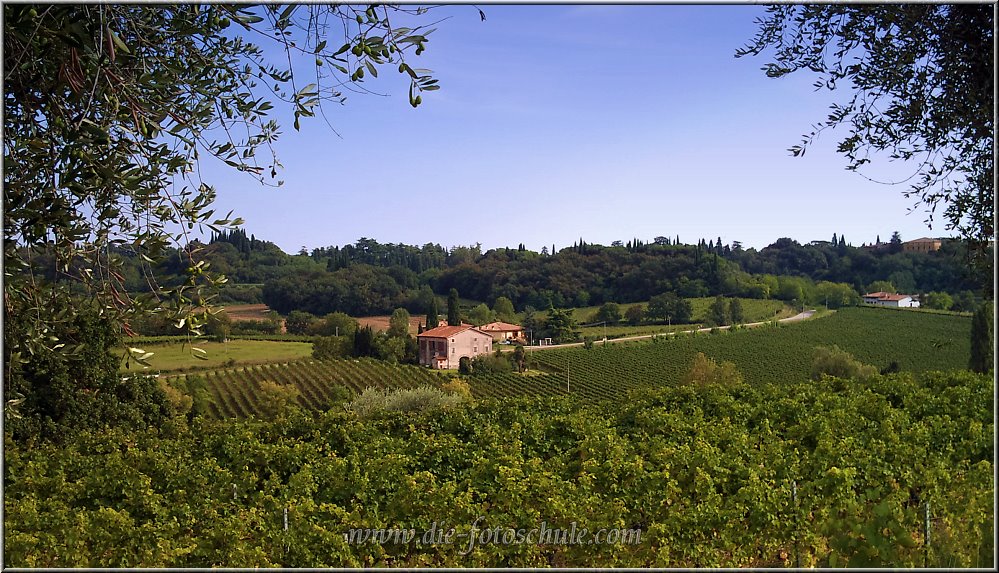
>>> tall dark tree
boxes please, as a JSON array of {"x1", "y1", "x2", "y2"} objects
[
  {"x1": 425, "y1": 297, "x2": 440, "y2": 330},
  {"x1": 889, "y1": 231, "x2": 904, "y2": 254},
  {"x1": 729, "y1": 298, "x2": 745, "y2": 324},
  {"x1": 969, "y1": 301, "x2": 993, "y2": 374},
  {"x1": 447, "y1": 288, "x2": 461, "y2": 326}
]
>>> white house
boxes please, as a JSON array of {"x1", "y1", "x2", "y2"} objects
[{"x1": 862, "y1": 291, "x2": 921, "y2": 308}]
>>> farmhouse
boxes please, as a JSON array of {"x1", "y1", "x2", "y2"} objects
[
  {"x1": 417, "y1": 324, "x2": 493, "y2": 369},
  {"x1": 478, "y1": 321, "x2": 525, "y2": 343},
  {"x1": 902, "y1": 237, "x2": 942, "y2": 253},
  {"x1": 862, "y1": 291, "x2": 921, "y2": 308}
]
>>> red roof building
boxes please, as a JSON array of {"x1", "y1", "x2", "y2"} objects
[
  {"x1": 478, "y1": 321, "x2": 526, "y2": 342},
  {"x1": 417, "y1": 324, "x2": 493, "y2": 369},
  {"x1": 862, "y1": 292, "x2": 920, "y2": 308}
]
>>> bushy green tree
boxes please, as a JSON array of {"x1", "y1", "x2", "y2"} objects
[
  {"x1": 544, "y1": 306, "x2": 579, "y2": 344},
  {"x1": 492, "y1": 296, "x2": 516, "y2": 323},
  {"x1": 285, "y1": 310, "x2": 316, "y2": 335},
  {"x1": 708, "y1": 296, "x2": 730, "y2": 327},
  {"x1": 647, "y1": 293, "x2": 692, "y2": 324},
  {"x1": 594, "y1": 302, "x2": 622, "y2": 324},
  {"x1": 388, "y1": 308, "x2": 411, "y2": 338},
  {"x1": 313, "y1": 312, "x2": 359, "y2": 338},
  {"x1": 375, "y1": 334, "x2": 407, "y2": 364},
  {"x1": 5, "y1": 299, "x2": 171, "y2": 441},
  {"x1": 312, "y1": 335, "x2": 352, "y2": 361},
  {"x1": 625, "y1": 304, "x2": 645, "y2": 325},
  {"x1": 469, "y1": 354, "x2": 513, "y2": 375},
  {"x1": 681, "y1": 352, "x2": 743, "y2": 388},
  {"x1": 468, "y1": 303, "x2": 494, "y2": 326},
  {"x1": 811, "y1": 345, "x2": 878, "y2": 380},
  {"x1": 922, "y1": 291, "x2": 954, "y2": 310},
  {"x1": 814, "y1": 281, "x2": 861, "y2": 308},
  {"x1": 513, "y1": 345, "x2": 527, "y2": 372}
]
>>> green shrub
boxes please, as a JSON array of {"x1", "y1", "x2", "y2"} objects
[
  {"x1": 681, "y1": 352, "x2": 743, "y2": 388},
  {"x1": 347, "y1": 386, "x2": 468, "y2": 419},
  {"x1": 811, "y1": 345, "x2": 878, "y2": 381}
]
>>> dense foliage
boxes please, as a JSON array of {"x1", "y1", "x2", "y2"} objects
[
  {"x1": 5, "y1": 299, "x2": 171, "y2": 442},
  {"x1": 5, "y1": 370, "x2": 992, "y2": 567},
  {"x1": 737, "y1": 5, "x2": 994, "y2": 266},
  {"x1": 131, "y1": 233, "x2": 988, "y2": 322},
  {"x1": 3, "y1": 2, "x2": 443, "y2": 430}
]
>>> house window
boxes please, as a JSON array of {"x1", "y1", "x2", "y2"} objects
[
  {"x1": 451, "y1": 347, "x2": 455, "y2": 354},
  {"x1": 474, "y1": 347, "x2": 477, "y2": 353}
]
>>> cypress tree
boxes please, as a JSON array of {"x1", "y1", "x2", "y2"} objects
[
  {"x1": 969, "y1": 301, "x2": 994, "y2": 374},
  {"x1": 447, "y1": 288, "x2": 461, "y2": 326},
  {"x1": 426, "y1": 297, "x2": 439, "y2": 329}
]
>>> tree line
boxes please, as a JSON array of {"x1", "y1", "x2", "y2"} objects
[{"x1": 223, "y1": 233, "x2": 986, "y2": 317}]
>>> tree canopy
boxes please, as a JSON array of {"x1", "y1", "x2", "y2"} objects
[
  {"x1": 737, "y1": 5, "x2": 993, "y2": 270},
  {"x1": 4, "y1": 4, "x2": 442, "y2": 423}
]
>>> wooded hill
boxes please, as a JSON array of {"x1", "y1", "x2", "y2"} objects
[{"x1": 63, "y1": 230, "x2": 989, "y2": 318}]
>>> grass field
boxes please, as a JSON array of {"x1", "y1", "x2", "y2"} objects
[
  {"x1": 162, "y1": 305, "x2": 974, "y2": 418},
  {"x1": 118, "y1": 339, "x2": 312, "y2": 373}
]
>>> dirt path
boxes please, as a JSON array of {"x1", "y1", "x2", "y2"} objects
[{"x1": 508, "y1": 309, "x2": 819, "y2": 352}]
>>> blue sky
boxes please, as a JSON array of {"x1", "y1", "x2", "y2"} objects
[{"x1": 199, "y1": 4, "x2": 947, "y2": 254}]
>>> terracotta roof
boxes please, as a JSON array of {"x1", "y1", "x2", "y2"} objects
[
  {"x1": 905, "y1": 237, "x2": 940, "y2": 243},
  {"x1": 419, "y1": 324, "x2": 490, "y2": 338},
  {"x1": 864, "y1": 292, "x2": 911, "y2": 301},
  {"x1": 478, "y1": 321, "x2": 523, "y2": 332}
]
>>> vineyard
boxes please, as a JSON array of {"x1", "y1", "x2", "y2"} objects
[
  {"x1": 169, "y1": 306, "x2": 973, "y2": 418},
  {"x1": 166, "y1": 359, "x2": 449, "y2": 418},
  {"x1": 5, "y1": 370, "x2": 992, "y2": 567},
  {"x1": 523, "y1": 306, "x2": 972, "y2": 398}
]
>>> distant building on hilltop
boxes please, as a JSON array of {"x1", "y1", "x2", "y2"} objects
[
  {"x1": 862, "y1": 291, "x2": 921, "y2": 308},
  {"x1": 417, "y1": 324, "x2": 493, "y2": 369},
  {"x1": 902, "y1": 237, "x2": 942, "y2": 253}
]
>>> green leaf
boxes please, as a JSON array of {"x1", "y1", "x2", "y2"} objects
[{"x1": 109, "y1": 30, "x2": 130, "y2": 55}]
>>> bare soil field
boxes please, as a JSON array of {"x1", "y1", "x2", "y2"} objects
[
  {"x1": 223, "y1": 303, "x2": 274, "y2": 322},
  {"x1": 357, "y1": 315, "x2": 427, "y2": 335}
]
